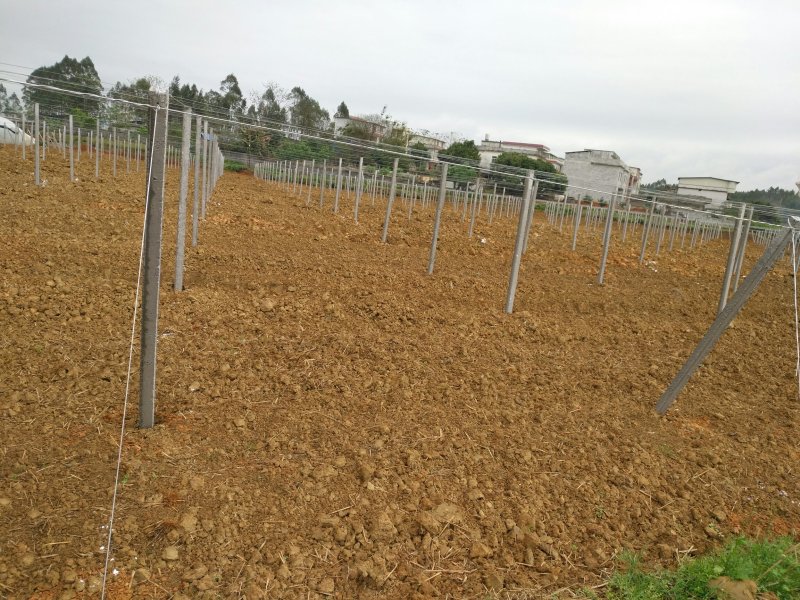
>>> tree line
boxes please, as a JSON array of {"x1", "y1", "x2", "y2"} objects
[{"x1": 8, "y1": 54, "x2": 568, "y2": 193}]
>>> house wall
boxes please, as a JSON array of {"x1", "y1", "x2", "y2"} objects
[{"x1": 563, "y1": 153, "x2": 628, "y2": 202}]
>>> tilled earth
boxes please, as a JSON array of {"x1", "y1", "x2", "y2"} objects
[{"x1": 1, "y1": 146, "x2": 798, "y2": 599}]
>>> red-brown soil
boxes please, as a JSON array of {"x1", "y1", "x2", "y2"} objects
[{"x1": 1, "y1": 145, "x2": 798, "y2": 599}]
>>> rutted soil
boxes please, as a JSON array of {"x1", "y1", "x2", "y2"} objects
[{"x1": 1, "y1": 146, "x2": 798, "y2": 599}]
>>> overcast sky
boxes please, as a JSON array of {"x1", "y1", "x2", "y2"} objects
[{"x1": 1, "y1": 0, "x2": 798, "y2": 190}]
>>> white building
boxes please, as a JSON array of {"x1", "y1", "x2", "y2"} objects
[
  {"x1": 477, "y1": 136, "x2": 564, "y2": 171},
  {"x1": 677, "y1": 177, "x2": 739, "y2": 208},
  {"x1": 562, "y1": 149, "x2": 641, "y2": 202}
]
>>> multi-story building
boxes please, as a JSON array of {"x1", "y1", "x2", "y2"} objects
[
  {"x1": 477, "y1": 136, "x2": 564, "y2": 171},
  {"x1": 562, "y1": 149, "x2": 641, "y2": 202}
]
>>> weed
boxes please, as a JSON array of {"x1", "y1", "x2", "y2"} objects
[{"x1": 606, "y1": 537, "x2": 800, "y2": 599}]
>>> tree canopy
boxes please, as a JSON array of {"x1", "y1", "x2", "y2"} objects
[
  {"x1": 335, "y1": 101, "x2": 349, "y2": 118},
  {"x1": 442, "y1": 140, "x2": 480, "y2": 162},
  {"x1": 24, "y1": 55, "x2": 102, "y2": 118}
]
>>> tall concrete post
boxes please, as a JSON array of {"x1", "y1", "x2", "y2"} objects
[
  {"x1": 174, "y1": 109, "x2": 192, "y2": 291},
  {"x1": 140, "y1": 92, "x2": 169, "y2": 429},
  {"x1": 68, "y1": 115, "x2": 74, "y2": 182},
  {"x1": 34, "y1": 104, "x2": 40, "y2": 185}
]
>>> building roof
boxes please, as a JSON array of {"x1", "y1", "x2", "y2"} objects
[
  {"x1": 678, "y1": 176, "x2": 739, "y2": 184},
  {"x1": 502, "y1": 141, "x2": 546, "y2": 149}
]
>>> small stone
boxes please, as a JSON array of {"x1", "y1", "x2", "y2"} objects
[
  {"x1": 483, "y1": 570, "x2": 504, "y2": 590},
  {"x1": 334, "y1": 456, "x2": 347, "y2": 468},
  {"x1": 318, "y1": 577, "x2": 335, "y2": 594},
  {"x1": 180, "y1": 513, "x2": 198, "y2": 533},
  {"x1": 470, "y1": 542, "x2": 493, "y2": 559},
  {"x1": 162, "y1": 546, "x2": 179, "y2": 561},
  {"x1": 62, "y1": 569, "x2": 77, "y2": 583},
  {"x1": 0, "y1": 497, "x2": 10, "y2": 507},
  {"x1": 132, "y1": 568, "x2": 151, "y2": 584},
  {"x1": 467, "y1": 489, "x2": 485, "y2": 501},
  {"x1": 234, "y1": 418, "x2": 246, "y2": 428},
  {"x1": 712, "y1": 508, "x2": 727, "y2": 522},
  {"x1": 188, "y1": 381, "x2": 201, "y2": 392},
  {"x1": 20, "y1": 553, "x2": 35, "y2": 567}
]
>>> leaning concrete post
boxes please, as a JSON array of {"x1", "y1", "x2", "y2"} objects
[
  {"x1": 718, "y1": 203, "x2": 747, "y2": 313},
  {"x1": 140, "y1": 92, "x2": 169, "y2": 429},
  {"x1": 505, "y1": 174, "x2": 533, "y2": 314},
  {"x1": 174, "y1": 109, "x2": 192, "y2": 291},
  {"x1": 523, "y1": 178, "x2": 539, "y2": 253},
  {"x1": 427, "y1": 163, "x2": 449, "y2": 275},
  {"x1": 732, "y1": 205, "x2": 754, "y2": 292},
  {"x1": 639, "y1": 201, "x2": 656, "y2": 264},
  {"x1": 381, "y1": 158, "x2": 400, "y2": 243}
]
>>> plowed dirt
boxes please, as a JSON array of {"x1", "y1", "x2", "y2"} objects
[{"x1": 1, "y1": 146, "x2": 798, "y2": 599}]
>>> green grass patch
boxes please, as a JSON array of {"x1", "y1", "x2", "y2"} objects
[
  {"x1": 594, "y1": 537, "x2": 799, "y2": 599},
  {"x1": 224, "y1": 160, "x2": 248, "y2": 173}
]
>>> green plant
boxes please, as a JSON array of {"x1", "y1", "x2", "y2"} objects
[
  {"x1": 606, "y1": 537, "x2": 800, "y2": 599},
  {"x1": 224, "y1": 160, "x2": 248, "y2": 173}
]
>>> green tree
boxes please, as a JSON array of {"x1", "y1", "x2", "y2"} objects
[
  {"x1": 288, "y1": 86, "x2": 329, "y2": 131},
  {"x1": 491, "y1": 152, "x2": 567, "y2": 197},
  {"x1": 442, "y1": 139, "x2": 480, "y2": 161},
  {"x1": 335, "y1": 101, "x2": 349, "y2": 118},
  {"x1": 24, "y1": 55, "x2": 102, "y2": 118}
]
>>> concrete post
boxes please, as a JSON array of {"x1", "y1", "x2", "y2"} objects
[
  {"x1": 319, "y1": 159, "x2": 327, "y2": 208},
  {"x1": 174, "y1": 109, "x2": 192, "y2": 291},
  {"x1": 427, "y1": 163, "x2": 449, "y2": 275},
  {"x1": 718, "y1": 204, "x2": 747, "y2": 313},
  {"x1": 639, "y1": 202, "x2": 656, "y2": 264},
  {"x1": 732, "y1": 205, "x2": 754, "y2": 292},
  {"x1": 598, "y1": 196, "x2": 617, "y2": 285},
  {"x1": 34, "y1": 104, "x2": 40, "y2": 185},
  {"x1": 201, "y1": 121, "x2": 208, "y2": 219},
  {"x1": 354, "y1": 157, "x2": 364, "y2": 222},
  {"x1": 334, "y1": 158, "x2": 343, "y2": 214},
  {"x1": 381, "y1": 158, "x2": 400, "y2": 243},
  {"x1": 505, "y1": 174, "x2": 533, "y2": 314},
  {"x1": 140, "y1": 92, "x2": 169, "y2": 429},
  {"x1": 192, "y1": 116, "x2": 201, "y2": 246},
  {"x1": 68, "y1": 115, "x2": 74, "y2": 182},
  {"x1": 95, "y1": 119, "x2": 100, "y2": 178}
]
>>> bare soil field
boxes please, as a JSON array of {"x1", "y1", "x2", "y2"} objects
[{"x1": 1, "y1": 146, "x2": 798, "y2": 599}]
